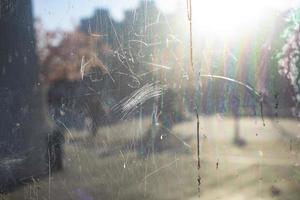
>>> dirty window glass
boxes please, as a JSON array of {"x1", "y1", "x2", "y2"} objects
[{"x1": 1, "y1": 0, "x2": 300, "y2": 199}]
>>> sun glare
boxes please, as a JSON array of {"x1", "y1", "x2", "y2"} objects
[{"x1": 186, "y1": 0, "x2": 297, "y2": 38}]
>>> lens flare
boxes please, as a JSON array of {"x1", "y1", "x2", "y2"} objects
[{"x1": 191, "y1": 0, "x2": 297, "y2": 37}]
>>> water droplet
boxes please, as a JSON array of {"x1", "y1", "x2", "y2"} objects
[
  {"x1": 24, "y1": 56, "x2": 27, "y2": 64},
  {"x1": 8, "y1": 55, "x2": 12, "y2": 63},
  {"x1": 60, "y1": 110, "x2": 65, "y2": 116}
]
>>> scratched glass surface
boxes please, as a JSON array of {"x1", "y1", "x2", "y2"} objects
[{"x1": 1, "y1": 0, "x2": 300, "y2": 199}]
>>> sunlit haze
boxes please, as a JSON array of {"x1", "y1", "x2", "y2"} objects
[{"x1": 185, "y1": 0, "x2": 298, "y2": 38}]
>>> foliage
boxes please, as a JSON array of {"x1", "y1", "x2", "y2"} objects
[
  {"x1": 35, "y1": 20, "x2": 111, "y2": 83},
  {"x1": 277, "y1": 8, "x2": 300, "y2": 114}
]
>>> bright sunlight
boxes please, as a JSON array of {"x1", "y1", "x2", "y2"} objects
[
  {"x1": 164, "y1": 0, "x2": 298, "y2": 38},
  {"x1": 191, "y1": 0, "x2": 297, "y2": 37}
]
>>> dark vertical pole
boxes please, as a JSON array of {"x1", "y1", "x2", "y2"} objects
[{"x1": 0, "y1": 0, "x2": 52, "y2": 191}]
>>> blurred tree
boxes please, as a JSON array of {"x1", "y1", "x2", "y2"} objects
[
  {"x1": 36, "y1": 24, "x2": 116, "y2": 136},
  {"x1": 36, "y1": 28, "x2": 110, "y2": 83},
  {"x1": 278, "y1": 8, "x2": 300, "y2": 117}
]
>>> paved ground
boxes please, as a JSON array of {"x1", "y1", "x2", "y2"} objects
[{"x1": 5, "y1": 116, "x2": 300, "y2": 200}]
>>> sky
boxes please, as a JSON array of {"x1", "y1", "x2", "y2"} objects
[
  {"x1": 33, "y1": 0, "x2": 139, "y2": 30},
  {"x1": 32, "y1": 0, "x2": 178, "y2": 31},
  {"x1": 32, "y1": 0, "x2": 299, "y2": 32}
]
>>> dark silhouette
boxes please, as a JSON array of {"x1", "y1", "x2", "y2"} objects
[
  {"x1": 46, "y1": 128, "x2": 65, "y2": 172},
  {"x1": 231, "y1": 94, "x2": 246, "y2": 147},
  {"x1": 0, "y1": 0, "x2": 62, "y2": 191}
]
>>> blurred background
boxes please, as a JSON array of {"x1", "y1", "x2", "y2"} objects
[{"x1": 1, "y1": 0, "x2": 300, "y2": 199}]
